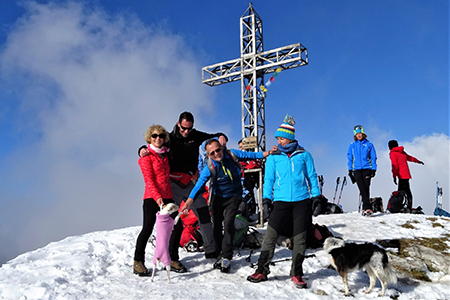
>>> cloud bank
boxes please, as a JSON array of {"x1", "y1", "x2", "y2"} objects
[{"x1": 0, "y1": 1, "x2": 220, "y2": 263}]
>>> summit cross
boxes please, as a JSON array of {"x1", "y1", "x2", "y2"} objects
[{"x1": 202, "y1": 2, "x2": 308, "y2": 152}]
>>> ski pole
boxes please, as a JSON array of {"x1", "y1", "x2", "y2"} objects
[
  {"x1": 337, "y1": 176, "x2": 347, "y2": 205},
  {"x1": 318, "y1": 175, "x2": 324, "y2": 195},
  {"x1": 358, "y1": 194, "x2": 362, "y2": 213},
  {"x1": 332, "y1": 177, "x2": 340, "y2": 203}
]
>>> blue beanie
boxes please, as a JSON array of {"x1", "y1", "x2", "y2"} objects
[{"x1": 353, "y1": 125, "x2": 365, "y2": 136}]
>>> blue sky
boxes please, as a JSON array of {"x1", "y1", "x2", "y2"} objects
[{"x1": 0, "y1": 0, "x2": 448, "y2": 264}]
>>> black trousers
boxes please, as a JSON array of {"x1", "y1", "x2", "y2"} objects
[
  {"x1": 211, "y1": 194, "x2": 241, "y2": 260},
  {"x1": 134, "y1": 198, "x2": 183, "y2": 263},
  {"x1": 354, "y1": 169, "x2": 372, "y2": 210},
  {"x1": 398, "y1": 179, "x2": 413, "y2": 209},
  {"x1": 256, "y1": 199, "x2": 312, "y2": 277}
]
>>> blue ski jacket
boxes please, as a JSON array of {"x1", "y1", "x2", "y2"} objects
[
  {"x1": 189, "y1": 149, "x2": 264, "y2": 199},
  {"x1": 263, "y1": 148, "x2": 320, "y2": 202},
  {"x1": 347, "y1": 138, "x2": 377, "y2": 171}
]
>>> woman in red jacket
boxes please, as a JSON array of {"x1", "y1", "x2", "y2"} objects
[
  {"x1": 388, "y1": 140, "x2": 424, "y2": 210},
  {"x1": 133, "y1": 125, "x2": 181, "y2": 276}
]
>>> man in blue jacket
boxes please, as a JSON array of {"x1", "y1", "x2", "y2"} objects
[
  {"x1": 247, "y1": 115, "x2": 321, "y2": 289},
  {"x1": 182, "y1": 139, "x2": 272, "y2": 273}
]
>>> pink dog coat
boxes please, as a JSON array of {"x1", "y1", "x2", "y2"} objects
[{"x1": 153, "y1": 212, "x2": 175, "y2": 266}]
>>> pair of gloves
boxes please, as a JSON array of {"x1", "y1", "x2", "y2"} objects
[{"x1": 348, "y1": 169, "x2": 376, "y2": 184}]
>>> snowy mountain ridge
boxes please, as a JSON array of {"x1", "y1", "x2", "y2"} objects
[{"x1": 1, "y1": 212, "x2": 450, "y2": 300}]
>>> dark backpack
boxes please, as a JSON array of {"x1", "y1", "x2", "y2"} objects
[
  {"x1": 370, "y1": 197, "x2": 383, "y2": 213},
  {"x1": 387, "y1": 191, "x2": 407, "y2": 213},
  {"x1": 277, "y1": 219, "x2": 333, "y2": 249},
  {"x1": 325, "y1": 202, "x2": 343, "y2": 214},
  {"x1": 233, "y1": 214, "x2": 263, "y2": 249},
  {"x1": 233, "y1": 214, "x2": 249, "y2": 248},
  {"x1": 307, "y1": 223, "x2": 334, "y2": 249}
]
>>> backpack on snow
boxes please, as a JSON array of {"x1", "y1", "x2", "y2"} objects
[
  {"x1": 277, "y1": 220, "x2": 333, "y2": 249},
  {"x1": 370, "y1": 197, "x2": 383, "y2": 213},
  {"x1": 325, "y1": 202, "x2": 343, "y2": 214},
  {"x1": 387, "y1": 191, "x2": 407, "y2": 213},
  {"x1": 233, "y1": 214, "x2": 263, "y2": 249},
  {"x1": 307, "y1": 223, "x2": 334, "y2": 249}
]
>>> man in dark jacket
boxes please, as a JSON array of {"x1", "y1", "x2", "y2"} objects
[{"x1": 139, "y1": 112, "x2": 227, "y2": 272}]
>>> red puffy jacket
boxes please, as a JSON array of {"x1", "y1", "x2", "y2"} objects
[
  {"x1": 138, "y1": 148, "x2": 173, "y2": 200},
  {"x1": 389, "y1": 146, "x2": 420, "y2": 179}
]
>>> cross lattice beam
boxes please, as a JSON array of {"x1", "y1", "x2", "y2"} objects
[{"x1": 202, "y1": 43, "x2": 308, "y2": 87}]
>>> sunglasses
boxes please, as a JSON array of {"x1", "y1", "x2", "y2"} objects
[
  {"x1": 179, "y1": 124, "x2": 193, "y2": 131},
  {"x1": 151, "y1": 133, "x2": 165, "y2": 139},
  {"x1": 208, "y1": 147, "x2": 222, "y2": 156}
]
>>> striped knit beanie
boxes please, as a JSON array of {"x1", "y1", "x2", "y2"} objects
[{"x1": 274, "y1": 114, "x2": 295, "y2": 140}]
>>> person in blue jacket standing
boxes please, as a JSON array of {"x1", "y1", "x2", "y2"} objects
[
  {"x1": 347, "y1": 125, "x2": 377, "y2": 216},
  {"x1": 182, "y1": 139, "x2": 272, "y2": 273},
  {"x1": 247, "y1": 115, "x2": 321, "y2": 289}
]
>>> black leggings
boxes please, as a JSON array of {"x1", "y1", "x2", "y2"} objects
[
  {"x1": 134, "y1": 198, "x2": 183, "y2": 263},
  {"x1": 354, "y1": 169, "x2": 372, "y2": 210}
]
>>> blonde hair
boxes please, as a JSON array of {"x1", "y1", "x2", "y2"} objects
[{"x1": 144, "y1": 125, "x2": 170, "y2": 144}]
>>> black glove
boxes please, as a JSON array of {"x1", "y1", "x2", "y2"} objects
[
  {"x1": 348, "y1": 170, "x2": 356, "y2": 184},
  {"x1": 371, "y1": 170, "x2": 376, "y2": 177},
  {"x1": 393, "y1": 177, "x2": 397, "y2": 185},
  {"x1": 419, "y1": 161, "x2": 425, "y2": 165},
  {"x1": 312, "y1": 196, "x2": 323, "y2": 217},
  {"x1": 262, "y1": 198, "x2": 273, "y2": 221}
]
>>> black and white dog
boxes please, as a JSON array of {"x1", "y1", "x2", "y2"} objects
[
  {"x1": 323, "y1": 237, "x2": 397, "y2": 297},
  {"x1": 151, "y1": 203, "x2": 180, "y2": 284}
]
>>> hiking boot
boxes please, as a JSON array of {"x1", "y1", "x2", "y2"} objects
[
  {"x1": 291, "y1": 275, "x2": 307, "y2": 289},
  {"x1": 170, "y1": 260, "x2": 187, "y2": 273},
  {"x1": 362, "y1": 209, "x2": 373, "y2": 217},
  {"x1": 247, "y1": 271, "x2": 268, "y2": 283},
  {"x1": 133, "y1": 260, "x2": 151, "y2": 277},
  {"x1": 213, "y1": 257, "x2": 222, "y2": 270},
  {"x1": 220, "y1": 258, "x2": 231, "y2": 273}
]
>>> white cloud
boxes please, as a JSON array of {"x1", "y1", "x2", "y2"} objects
[{"x1": 0, "y1": 1, "x2": 219, "y2": 263}]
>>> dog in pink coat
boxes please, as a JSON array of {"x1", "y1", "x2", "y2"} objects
[{"x1": 151, "y1": 203, "x2": 180, "y2": 283}]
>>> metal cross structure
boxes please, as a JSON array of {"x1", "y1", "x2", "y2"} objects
[
  {"x1": 202, "y1": 2, "x2": 308, "y2": 152},
  {"x1": 201, "y1": 3, "x2": 308, "y2": 225}
]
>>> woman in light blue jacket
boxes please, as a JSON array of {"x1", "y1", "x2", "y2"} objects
[
  {"x1": 347, "y1": 125, "x2": 377, "y2": 216},
  {"x1": 247, "y1": 115, "x2": 320, "y2": 289}
]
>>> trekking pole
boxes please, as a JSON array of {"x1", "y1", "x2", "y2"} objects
[
  {"x1": 245, "y1": 249, "x2": 254, "y2": 262},
  {"x1": 337, "y1": 176, "x2": 347, "y2": 206},
  {"x1": 318, "y1": 175, "x2": 324, "y2": 195},
  {"x1": 332, "y1": 177, "x2": 340, "y2": 203},
  {"x1": 358, "y1": 195, "x2": 362, "y2": 213}
]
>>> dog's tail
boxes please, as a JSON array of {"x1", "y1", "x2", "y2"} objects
[
  {"x1": 383, "y1": 263, "x2": 397, "y2": 285},
  {"x1": 372, "y1": 251, "x2": 397, "y2": 285}
]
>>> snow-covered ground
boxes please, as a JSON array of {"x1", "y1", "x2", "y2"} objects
[{"x1": 1, "y1": 212, "x2": 450, "y2": 300}]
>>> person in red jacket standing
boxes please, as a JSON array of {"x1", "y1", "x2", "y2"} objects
[
  {"x1": 133, "y1": 124, "x2": 179, "y2": 276},
  {"x1": 388, "y1": 140, "x2": 424, "y2": 210}
]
